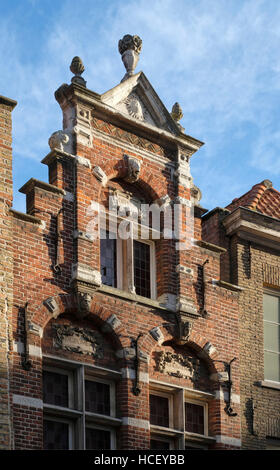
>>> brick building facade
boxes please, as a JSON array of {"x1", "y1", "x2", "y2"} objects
[{"x1": 0, "y1": 35, "x2": 278, "y2": 450}]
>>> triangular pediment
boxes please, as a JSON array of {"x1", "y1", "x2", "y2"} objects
[{"x1": 101, "y1": 72, "x2": 181, "y2": 135}]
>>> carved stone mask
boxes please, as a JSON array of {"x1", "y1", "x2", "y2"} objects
[{"x1": 125, "y1": 156, "x2": 142, "y2": 183}]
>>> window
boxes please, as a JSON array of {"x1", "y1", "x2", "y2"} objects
[
  {"x1": 43, "y1": 359, "x2": 121, "y2": 450},
  {"x1": 185, "y1": 401, "x2": 205, "y2": 435},
  {"x1": 150, "y1": 437, "x2": 174, "y2": 450},
  {"x1": 150, "y1": 393, "x2": 172, "y2": 428},
  {"x1": 134, "y1": 240, "x2": 151, "y2": 298},
  {"x1": 149, "y1": 383, "x2": 212, "y2": 450},
  {"x1": 266, "y1": 438, "x2": 280, "y2": 450},
  {"x1": 100, "y1": 236, "x2": 117, "y2": 287},
  {"x1": 100, "y1": 229, "x2": 156, "y2": 299},
  {"x1": 263, "y1": 292, "x2": 280, "y2": 382}
]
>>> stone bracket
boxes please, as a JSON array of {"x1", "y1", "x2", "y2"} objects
[{"x1": 71, "y1": 263, "x2": 101, "y2": 287}]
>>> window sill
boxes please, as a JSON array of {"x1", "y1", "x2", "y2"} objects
[
  {"x1": 184, "y1": 431, "x2": 216, "y2": 445},
  {"x1": 98, "y1": 284, "x2": 170, "y2": 311},
  {"x1": 43, "y1": 405, "x2": 122, "y2": 426},
  {"x1": 150, "y1": 425, "x2": 184, "y2": 437},
  {"x1": 259, "y1": 380, "x2": 280, "y2": 391},
  {"x1": 85, "y1": 412, "x2": 122, "y2": 427}
]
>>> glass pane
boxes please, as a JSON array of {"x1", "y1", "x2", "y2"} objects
[
  {"x1": 43, "y1": 420, "x2": 69, "y2": 450},
  {"x1": 264, "y1": 322, "x2": 280, "y2": 353},
  {"x1": 134, "y1": 241, "x2": 151, "y2": 298},
  {"x1": 264, "y1": 351, "x2": 280, "y2": 382},
  {"x1": 185, "y1": 402, "x2": 204, "y2": 435},
  {"x1": 43, "y1": 371, "x2": 68, "y2": 407},
  {"x1": 100, "y1": 231, "x2": 117, "y2": 287},
  {"x1": 150, "y1": 394, "x2": 169, "y2": 427},
  {"x1": 86, "y1": 428, "x2": 111, "y2": 449},
  {"x1": 85, "y1": 380, "x2": 110, "y2": 415},
  {"x1": 150, "y1": 439, "x2": 170, "y2": 450},
  {"x1": 263, "y1": 294, "x2": 280, "y2": 323}
]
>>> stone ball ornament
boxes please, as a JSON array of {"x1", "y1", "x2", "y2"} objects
[{"x1": 70, "y1": 56, "x2": 86, "y2": 86}]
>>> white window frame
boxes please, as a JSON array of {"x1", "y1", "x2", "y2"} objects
[{"x1": 263, "y1": 289, "x2": 280, "y2": 384}]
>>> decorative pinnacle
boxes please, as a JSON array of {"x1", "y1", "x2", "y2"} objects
[
  {"x1": 171, "y1": 102, "x2": 183, "y2": 122},
  {"x1": 70, "y1": 56, "x2": 86, "y2": 87},
  {"x1": 118, "y1": 34, "x2": 142, "y2": 82},
  {"x1": 262, "y1": 179, "x2": 273, "y2": 189},
  {"x1": 118, "y1": 34, "x2": 142, "y2": 55}
]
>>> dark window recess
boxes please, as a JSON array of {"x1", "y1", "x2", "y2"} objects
[
  {"x1": 85, "y1": 380, "x2": 110, "y2": 415},
  {"x1": 134, "y1": 241, "x2": 151, "y2": 298},
  {"x1": 43, "y1": 371, "x2": 69, "y2": 407},
  {"x1": 185, "y1": 445, "x2": 205, "y2": 450},
  {"x1": 150, "y1": 439, "x2": 170, "y2": 450},
  {"x1": 185, "y1": 402, "x2": 204, "y2": 435},
  {"x1": 100, "y1": 232, "x2": 117, "y2": 287},
  {"x1": 150, "y1": 394, "x2": 169, "y2": 428},
  {"x1": 43, "y1": 420, "x2": 69, "y2": 450},
  {"x1": 86, "y1": 428, "x2": 111, "y2": 450}
]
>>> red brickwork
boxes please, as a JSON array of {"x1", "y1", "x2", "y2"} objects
[{"x1": 2, "y1": 83, "x2": 242, "y2": 450}]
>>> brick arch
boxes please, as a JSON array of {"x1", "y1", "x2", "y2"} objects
[
  {"x1": 138, "y1": 324, "x2": 221, "y2": 373},
  {"x1": 30, "y1": 293, "x2": 127, "y2": 352},
  {"x1": 103, "y1": 175, "x2": 162, "y2": 204}
]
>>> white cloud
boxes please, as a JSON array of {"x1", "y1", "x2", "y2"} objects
[{"x1": 1, "y1": 0, "x2": 280, "y2": 209}]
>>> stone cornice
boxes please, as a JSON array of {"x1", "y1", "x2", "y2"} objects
[
  {"x1": 223, "y1": 206, "x2": 280, "y2": 250},
  {"x1": 56, "y1": 81, "x2": 204, "y2": 157},
  {"x1": 10, "y1": 209, "x2": 42, "y2": 224},
  {"x1": 19, "y1": 178, "x2": 66, "y2": 196},
  {"x1": 202, "y1": 206, "x2": 230, "y2": 221},
  {"x1": 195, "y1": 239, "x2": 227, "y2": 254},
  {"x1": 0, "y1": 95, "x2": 17, "y2": 110},
  {"x1": 41, "y1": 149, "x2": 76, "y2": 166}
]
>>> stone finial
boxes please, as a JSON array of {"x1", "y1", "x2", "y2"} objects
[
  {"x1": 70, "y1": 56, "x2": 86, "y2": 87},
  {"x1": 171, "y1": 102, "x2": 183, "y2": 123},
  {"x1": 118, "y1": 34, "x2": 142, "y2": 82},
  {"x1": 262, "y1": 179, "x2": 273, "y2": 189}
]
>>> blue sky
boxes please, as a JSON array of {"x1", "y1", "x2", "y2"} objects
[{"x1": 1, "y1": 0, "x2": 280, "y2": 212}]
